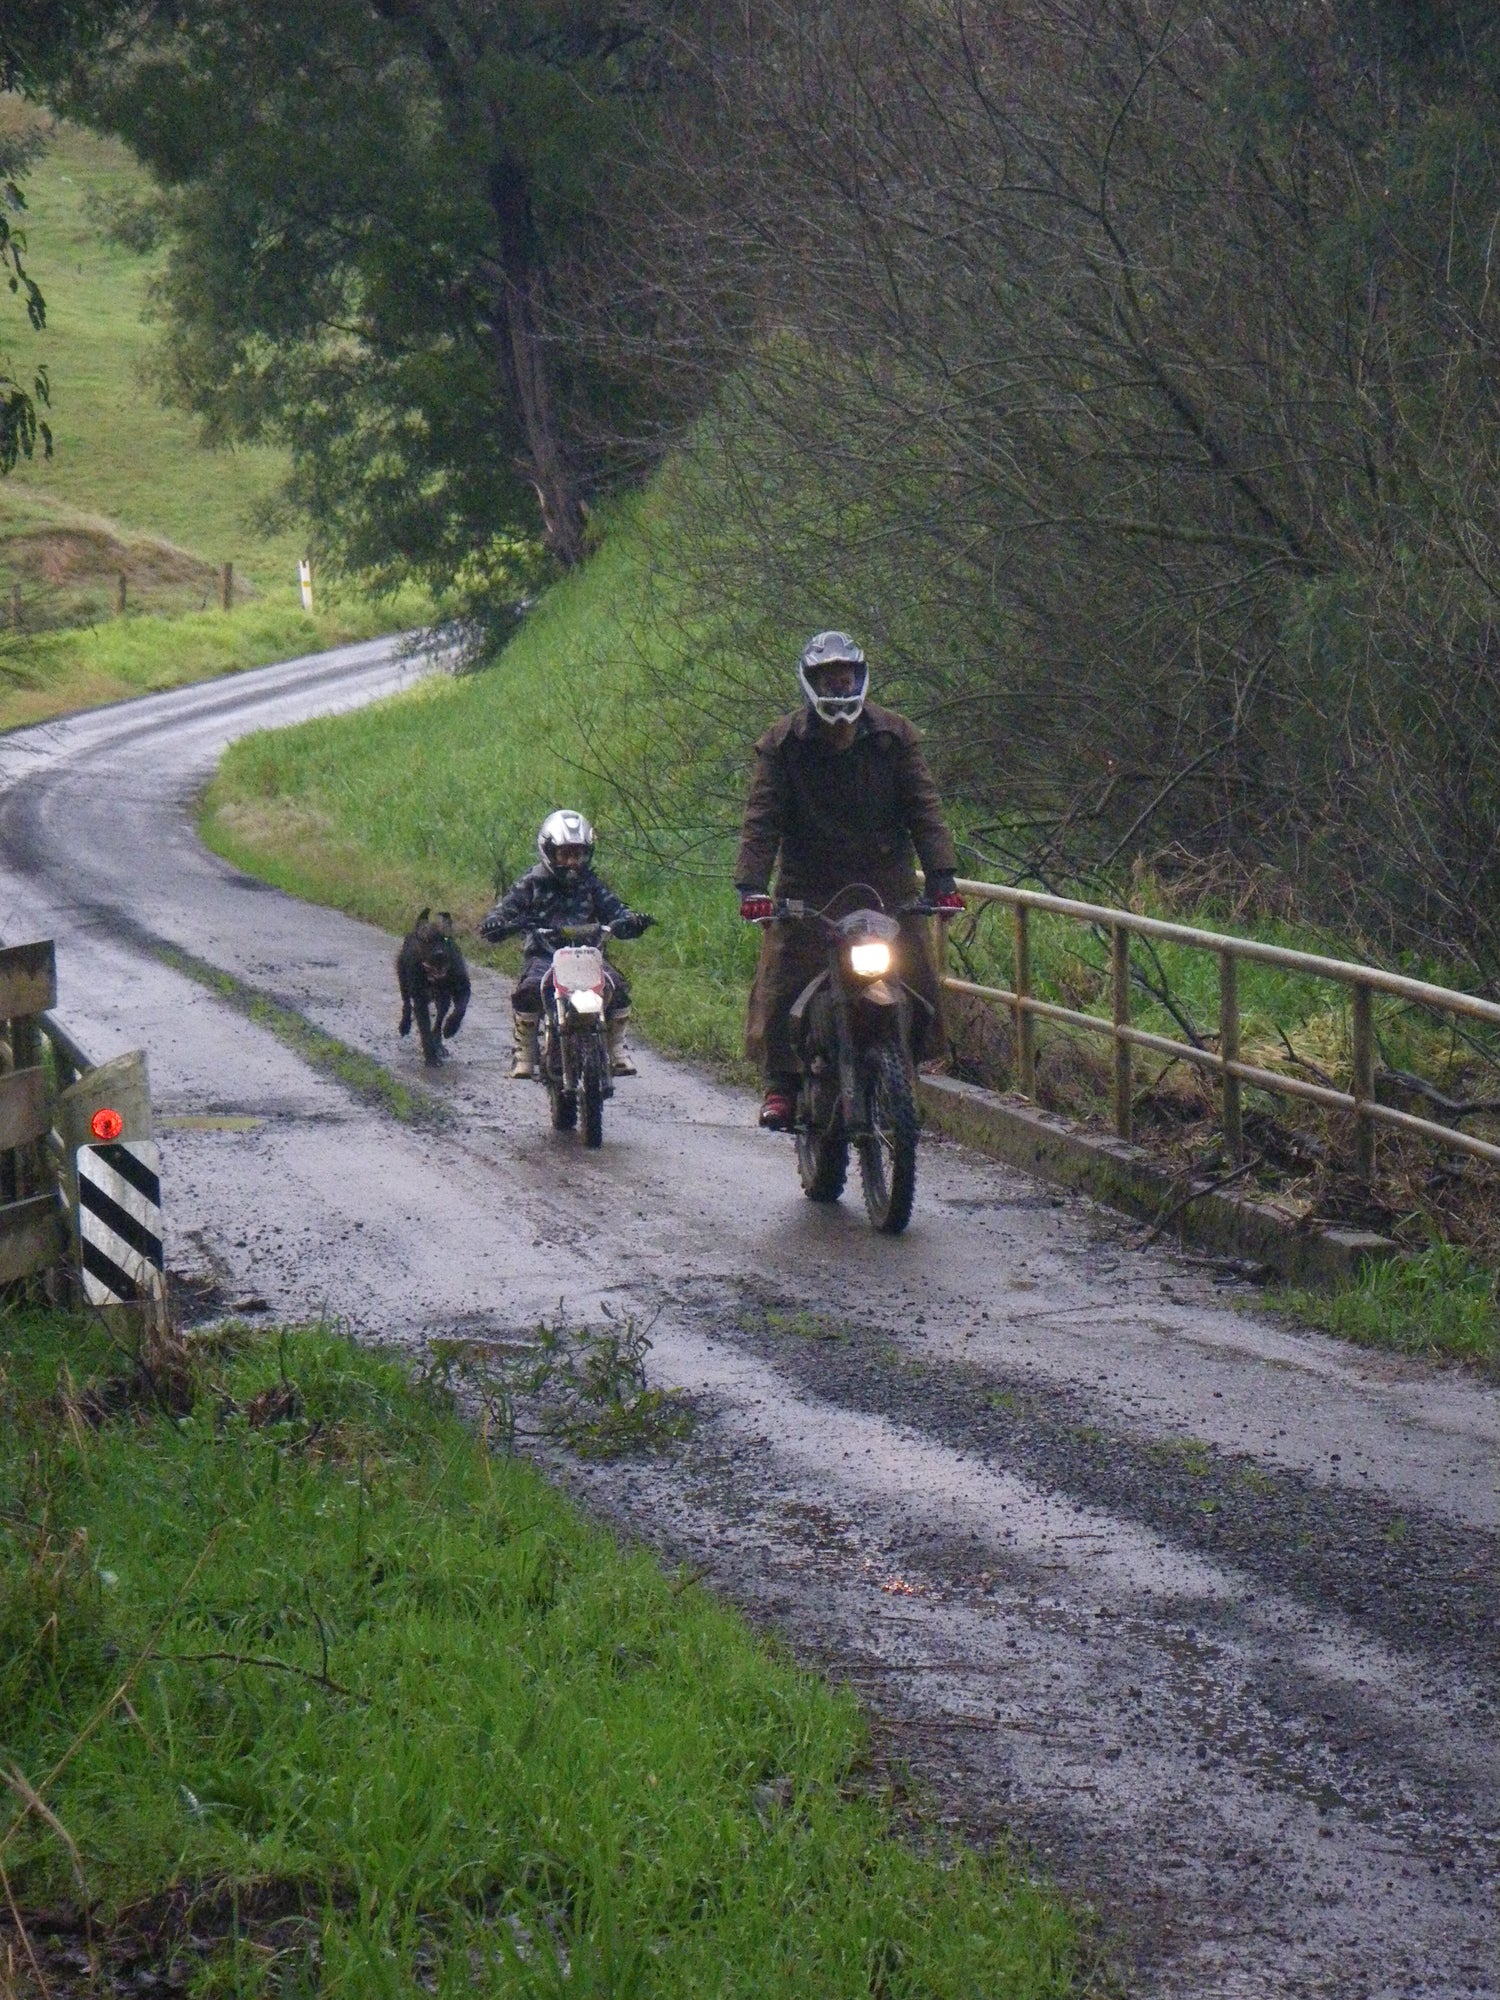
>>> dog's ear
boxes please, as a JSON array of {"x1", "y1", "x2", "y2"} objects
[
  {"x1": 416, "y1": 906, "x2": 430, "y2": 924},
  {"x1": 440, "y1": 911, "x2": 454, "y2": 929}
]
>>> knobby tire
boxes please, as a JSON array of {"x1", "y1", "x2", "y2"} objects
[
  {"x1": 548, "y1": 1085, "x2": 577, "y2": 1132},
  {"x1": 582, "y1": 1045, "x2": 605, "y2": 1149},
  {"x1": 797, "y1": 1124, "x2": 849, "y2": 1202},
  {"x1": 858, "y1": 1043, "x2": 918, "y2": 1233}
]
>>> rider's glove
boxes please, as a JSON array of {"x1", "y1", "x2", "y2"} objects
[
  {"x1": 739, "y1": 894, "x2": 775, "y2": 923},
  {"x1": 927, "y1": 872, "x2": 965, "y2": 915},
  {"x1": 614, "y1": 912, "x2": 656, "y2": 939},
  {"x1": 479, "y1": 913, "x2": 512, "y2": 942}
]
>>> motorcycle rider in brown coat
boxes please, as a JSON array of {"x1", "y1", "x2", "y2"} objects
[{"x1": 734, "y1": 631, "x2": 965, "y2": 1128}]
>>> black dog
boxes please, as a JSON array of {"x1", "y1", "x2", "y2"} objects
[{"x1": 397, "y1": 909, "x2": 471, "y2": 1064}]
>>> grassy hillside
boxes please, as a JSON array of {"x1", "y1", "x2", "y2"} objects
[{"x1": 0, "y1": 105, "x2": 423, "y2": 727}]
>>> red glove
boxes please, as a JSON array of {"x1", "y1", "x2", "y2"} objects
[
  {"x1": 739, "y1": 894, "x2": 775, "y2": 923},
  {"x1": 934, "y1": 890, "x2": 965, "y2": 915}
]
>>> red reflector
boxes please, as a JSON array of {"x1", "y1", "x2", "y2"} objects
[{"x1": 90, "y1": 1107, "x2": 124, "y2": 1142}]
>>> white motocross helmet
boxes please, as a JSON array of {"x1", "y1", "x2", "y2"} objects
[
  {"x1": 537, "y1": 807, "x2": 596, "y2": 876},
  {"x1": 797, "y1": 630, "x2": 869, "y2": 725}
]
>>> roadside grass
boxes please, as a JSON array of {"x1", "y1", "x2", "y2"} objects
[
  {"x1": 0, "y1": 108, "x2": 428, "y2": 725},
  {"x1": 0, "y1": 1310, "x2": 1081, "y2": 1996},
  {"x1": 1275, "y1": 1245, "x2": 1500, "y2": 1369}
]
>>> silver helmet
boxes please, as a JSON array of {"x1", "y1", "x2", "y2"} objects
[
  {"x1": 797, "y1": 630, "x2": 868, "y2": 725},
  {"x1": 537, "y1": 807, "x2": 596, "y2": 876}
]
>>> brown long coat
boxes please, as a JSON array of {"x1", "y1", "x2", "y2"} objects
[{"x1": 735, "y1": 702, "x2": 959, "y2": 1074}]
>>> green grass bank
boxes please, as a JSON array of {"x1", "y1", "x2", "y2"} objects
[{"x1": 0, "y1": 1310, "x2": 1079, "y2": 1996}]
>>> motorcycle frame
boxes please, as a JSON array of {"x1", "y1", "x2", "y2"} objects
[
  {"x1": 788, "y1": 913, "x2": 923, "y2": 1140},
  {"x1": 538, "y1": 932, "x2": 616, "y2": 1101}
]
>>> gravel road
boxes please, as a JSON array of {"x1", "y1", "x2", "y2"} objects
[{"x1": 0, "y1": 640, "x2": 1494, "y2": 1997}]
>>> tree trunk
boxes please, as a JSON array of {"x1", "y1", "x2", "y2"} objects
[
  {"x1": 485, "y1": 133, "x2": 585, "y2": 569},
  {"x1": 497, "y1": 265, "x2": 585, "y2": 569}
]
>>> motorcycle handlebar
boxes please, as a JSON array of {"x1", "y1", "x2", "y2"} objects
[{"x1": 760, "y1": 897, "x2": 948, "y2": 926}]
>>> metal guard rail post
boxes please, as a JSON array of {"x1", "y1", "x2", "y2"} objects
[{"x1": 944, "y1": 878, "x2": 1500, "y2": 1178}]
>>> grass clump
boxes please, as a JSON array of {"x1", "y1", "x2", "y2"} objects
[
  {"x1": 1277, "y1": 1244, "x2": 1500, "y2": 1367},
  {"x1": 0, "y1": 1310, "x2": 1080, "y2": 1996}
]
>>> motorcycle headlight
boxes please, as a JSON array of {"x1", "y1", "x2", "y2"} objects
[
  {"x1": 849, "y1": 939, "x2": 893, "y2": 978},
  {"x1": 568, "y1": 990, "x2": 605, "y2": 1015}
]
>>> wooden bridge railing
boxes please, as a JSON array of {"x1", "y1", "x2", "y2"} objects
[{"x1": 941, "y1": 880, "x2": 1500, "y2": 1182}]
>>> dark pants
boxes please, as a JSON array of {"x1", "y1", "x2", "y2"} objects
[
  {"x1": 745, "y1": 914, "x2": 943, "y2": 1078},
  {"x1": 513, "y1": 954, "x2": 629, "y2": 1017}
]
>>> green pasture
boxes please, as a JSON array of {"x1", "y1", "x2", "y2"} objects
[
  {"x1": 0, "y1": 109, "x2": 422, "y2": 727},
  {"x1": 0, "y1": 1311, "x2": 1080, "y2": 1996}
]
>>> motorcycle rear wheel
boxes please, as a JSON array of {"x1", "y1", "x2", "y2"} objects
[
  {"x1": 796, "y1": 1125, "x2": 848, "y2": 1202},
  {"x1": 857, "y1": 1043, "x2": 918, "y2": 1234},
  {"x1": 582, "y1": 1046, "x2": 605, "y2": 1149}
]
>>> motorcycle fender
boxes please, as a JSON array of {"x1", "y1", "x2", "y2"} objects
[
  {"x1": 789, "y1": 968, "x2": 830, "y2": 1027},
  {"x1": 838, "y1": 1043, "x2": 861, "y2": 1124},
  {"x1": 902, "y1": 981, "x2": 935, "y2": 1023},
  {"x1": 858, "y1": 979, "x2": 899, "y2": 1008}
]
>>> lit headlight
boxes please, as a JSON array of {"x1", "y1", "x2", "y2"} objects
[
  {"x1": 568, "y1": 990, "x2": 605, "y2": 1015},
  {"x1": 849, "y1": 940, "x2": 892, "y2": 978}
]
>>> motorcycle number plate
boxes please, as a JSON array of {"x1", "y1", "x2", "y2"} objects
[{"x1": 551, "y1": 945, "x2": 605, "y2": 993}]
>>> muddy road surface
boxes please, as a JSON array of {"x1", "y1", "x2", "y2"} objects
[{"x1": 0, "y1": 643, "x2": 1494, "y2": 1997}]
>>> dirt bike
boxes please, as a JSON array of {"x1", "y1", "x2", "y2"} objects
[
  {"x1": 534, "y1": 923, "x2": 625, "y2": 1149},
  {"x1": 761, "y1": 890, "x2": 945, "y2": 1234}
]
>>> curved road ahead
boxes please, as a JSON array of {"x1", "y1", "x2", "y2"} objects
[{"x1": 0, "y1": 640, "x2": 1494, "y2": 1997}]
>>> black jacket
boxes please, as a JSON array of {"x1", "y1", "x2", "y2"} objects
[
  {"x1": 734, "y1": 701, "x2": 958, "y2": 906},
  {"x1": 481, "y1": 864, "x2": 643, "y2": 960}
]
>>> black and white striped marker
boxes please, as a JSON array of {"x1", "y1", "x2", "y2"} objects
[{"x1": 76, "y1": 1141, "x2": 164, "y2": 1307}]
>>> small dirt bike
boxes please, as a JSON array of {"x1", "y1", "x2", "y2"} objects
[
  {"x1": 534, "y1": 923, "x2": 625, "y2": 1148},
  {"x1": 762, "y1": 890, "x2": 945, "y2": 1234}
]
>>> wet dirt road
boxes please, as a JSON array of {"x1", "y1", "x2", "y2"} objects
[{"x1": 0, "y1": 643, "x2": 1494, "y2": 1997}]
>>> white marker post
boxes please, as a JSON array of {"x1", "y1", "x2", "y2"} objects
[{"x1": 298, "y1": 559, "x2": 313, "y2": 611}]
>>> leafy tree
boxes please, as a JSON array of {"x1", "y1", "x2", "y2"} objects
[
  {"x1": 41, "y1": 0, "x2": 705, "y2": 609},
  {"x1": 0, "y1": 143, "x2": 49, "y2": 478}
]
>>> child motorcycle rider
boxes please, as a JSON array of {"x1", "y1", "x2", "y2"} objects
[
  {"x1": 735, "y1": 632, "x2": 965, "y2": 1129},
  {"x1": 481, "y1": 809, "x2": 655, "y2": 1080}
]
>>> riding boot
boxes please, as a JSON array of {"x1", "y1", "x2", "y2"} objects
[
  {"x1": 606, "y1": 1010, "x2": 638, "y2": 1077},
  {"x1": 510, "y1": 1011, "x2": 540, "y2": 1079}
]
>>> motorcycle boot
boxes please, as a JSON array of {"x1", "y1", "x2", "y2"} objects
[
  {"x1": 758, "y1": 1071, "x2": 798, "y2": 1130},
  {"x1": 606, "y1": 1010, "x2": 638, "y2": 1077},
  {"x1": 510, "y1": 1011, "x2": 541, "y2": 1080}
]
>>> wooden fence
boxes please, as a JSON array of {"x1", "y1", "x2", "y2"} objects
[{"x1": 942, "y1": 880, "x2": 1500, "y2": 1181}]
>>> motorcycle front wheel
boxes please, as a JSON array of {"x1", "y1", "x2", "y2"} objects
[
  {"x1": 582, "y1": 1043, "x2": 605, "y2": 1149},
  {"x1": 547, "y1": 1077, "x2": 577, "y2": 1132},
  {"x1": 857, "y1": 1043, "x2": 918, "y2": 1234},
  {"x1": 796, "y1": 1123, "x2": 848, "y2": 1202}
]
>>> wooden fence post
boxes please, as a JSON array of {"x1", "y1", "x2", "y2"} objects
[
  {"x1": 0, "y1": 942, "x2": 63, "y2": 1291},
  {"x1": 221, "y1": 561, "x2": 233, "y2": 612},
  {"x1": 1014, "y1": 902, "x2": 1036, "y2": 1098},
  {"x1": 1352, "y1": 981, "x2": 1375, "y2": 1182},
  {"x1": 1220, "y1": 950, "x2": 1242, "y2": 1161},
  {"x1": 1112, "y1": 925, "x2": 1132, "y2": 1142}
]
